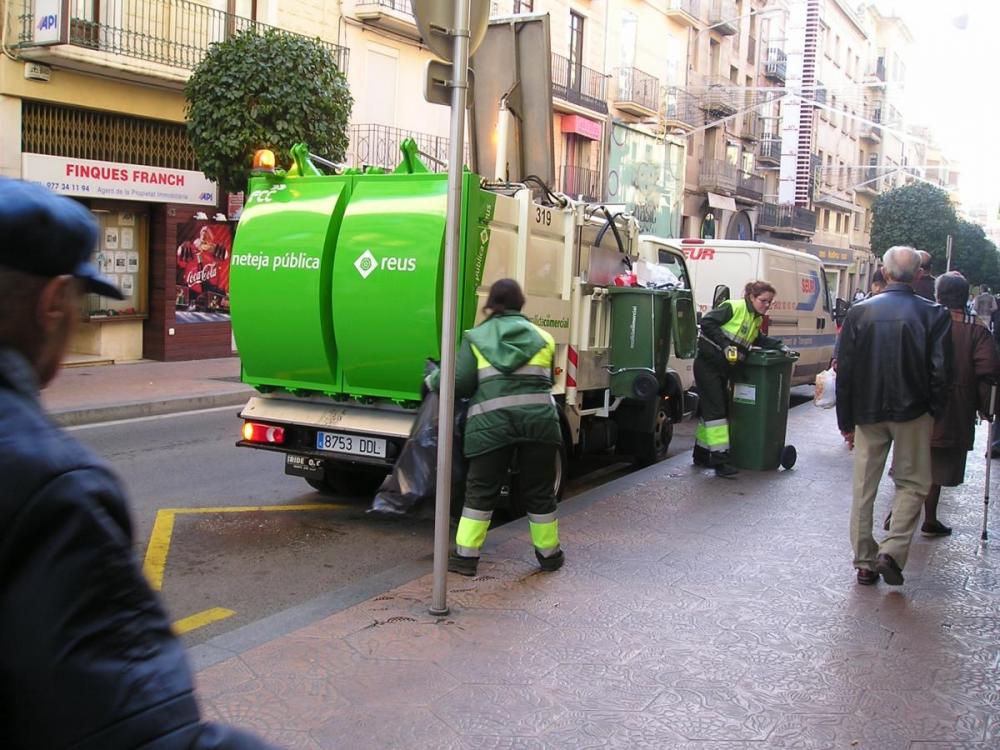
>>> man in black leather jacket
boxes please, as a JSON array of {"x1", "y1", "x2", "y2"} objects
[
  {"x1": 0, "y1": 179, "x2": 277, "y2": 749},
  {"x1": 836, "y1": 245, "x2": 952, "y2": 586}
]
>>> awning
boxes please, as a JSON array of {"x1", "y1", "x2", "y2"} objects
[
  {"x1": 560, "y1": 114, "x2": 602, "y2": 141},
  {"x1": 707, "y1": 192, "x2": 737, "y2": 212}
]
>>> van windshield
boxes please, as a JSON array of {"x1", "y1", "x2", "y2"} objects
[{"x1": 657, "y1": 249, "x2": 690, "y2": 289}]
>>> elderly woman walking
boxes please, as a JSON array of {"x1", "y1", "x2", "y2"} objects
[{"x1": 886, "y1": 272, "x2": 1000, "y2": 535}]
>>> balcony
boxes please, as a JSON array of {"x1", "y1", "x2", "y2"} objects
[
  {"x1": 698, "y1": 75, "x2": 738, "y2": 116},
  {"x1": 859, "y1": 108, "x2": 882, "y2": 143},
  {"x1": 764, "y1": 48, "x2": 786, "y2": 83},
  {"x1": 353, "y1": 0, "x2": 418, "y2": 40},
  {"x1": 812, "y1": 82, "x2": 828, "y2": 106},
  {"x1": 737, "y1": 171, "x2": 764, "y2": 203},
  {"x1": 15, "y1": 0, "x2": 350, "y2": 84},
  {"x1": 698, "y1": 159, "x2": 738, "y2": 194},
  {"x1": 552, "y1": 53, "x2": 609, "y2": 115},
  {"x1": 665, "y1": 0, "x2": 701, "y2": 28},
  {"x1": 758, "y1": 136, "x2": 781, "y2": 165},
  {"x1": 612, "y1": 66, "x2": 660, "y2": 117},
  {"x1": 708, "y1": 0, "x2": 738, "y2": 35},
  {"x1": 347, "y1": 123, "x2": 461, "y2": 172},
  {"x1": 560, "y1": 164, "x2": 600, "y2": 202},
  {"x1": 853, "y1": 166, "x2": 880, "y2": 196},
  {"x1": 758, "y1": 203, "x2": 817, "y2": 236},
  {"x1": 663, "y1": 87, "x2": 699, "y2": 129},
  {"x1": 739, "y1": 113, "x2": 760, "y2": 141}
]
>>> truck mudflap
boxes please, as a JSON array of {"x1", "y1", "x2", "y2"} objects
[{"x1": 238, "y1": 395, "x2": 417, "y2": 471}]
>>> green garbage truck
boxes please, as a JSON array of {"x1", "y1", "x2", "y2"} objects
[{"x1": 230, "y1": 141, "x2": 699, "y2": 497}]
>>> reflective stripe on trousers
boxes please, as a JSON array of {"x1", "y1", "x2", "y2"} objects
[
  {"x1": 695, "y1": 418, "x2": 730, "y2": 452},
  {"x1": 528, "y1": 511, "x2": 560, "y2": 557},
  {"x1": 455, "y1": 507, "x2": 493, "y2": 558},
  {"x1": 466, "y1": 392, "x2": 555, "y2": 418}
]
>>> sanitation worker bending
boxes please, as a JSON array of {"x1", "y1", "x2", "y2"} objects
[
  {"x1": 428, "y1": 278, "x2": 564, "y2": 576},
  {"x1": 693, "y1": 280, "x2": 787, "y2": 478}
]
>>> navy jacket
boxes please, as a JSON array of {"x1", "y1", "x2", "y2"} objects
[{"x1": 0, "y1": 348, "x2": 275, "y2": 749}]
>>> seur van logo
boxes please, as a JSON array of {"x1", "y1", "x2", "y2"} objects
[{"x1": 353, "y1": 249, "x2": 417, "y2": 279}]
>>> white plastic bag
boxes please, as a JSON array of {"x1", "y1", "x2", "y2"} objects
[{"x1": 814, "y1": 368, "x2": 836, "y2": 409}]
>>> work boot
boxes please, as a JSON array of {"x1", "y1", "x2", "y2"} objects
[
  {"x1": 536, "y1": 549, "x2": 565, "y2": 572},
  {"x1": 715, "y1": 462, "x2": 739, "y2": 479},
  {"x1": 448, "y1": 553, "x2": 478, "y2": 577}
]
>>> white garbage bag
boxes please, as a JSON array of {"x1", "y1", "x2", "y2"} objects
[{"x1": 814, "y1": 368, "x2": 836, "y2": 409}]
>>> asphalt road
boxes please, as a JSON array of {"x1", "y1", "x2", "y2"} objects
[{"x1": 70, "y1": 388, "x2": 812, "y2": 645}]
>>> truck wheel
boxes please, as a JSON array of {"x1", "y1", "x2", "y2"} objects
[
  {"x1": 306, "y1": 469, "x2": 386, "y2": 497},
  {"x1": 635, "y1": 396, "x2": 673, "y2": 466}
]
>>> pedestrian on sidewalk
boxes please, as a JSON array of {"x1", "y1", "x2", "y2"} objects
[
  {"x1": 693, "y1": 280, "x2": 788, "y2": 478},
  {"x1": 427, "y1": 278, "x2": 564, "y2": 577},
  {"x1": 0, "y1": 179, "x2": 276, "y2": 749},
  {"x1": 912, "y1": 250, "x2": 936, "y2": 301},
  {"x1": 836, "y1": 246, "x2": 952, "y2": 586},
  {"x1": 974, "y1": 285, "x2": 997, "y2": 327},
  {"x1": 884, "y1": 273, "x2": 1000, "y2": 535}
]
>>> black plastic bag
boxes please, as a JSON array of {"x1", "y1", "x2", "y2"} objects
[{"x1": 370, "y1": 392, "x2": 468, "y2": 515}]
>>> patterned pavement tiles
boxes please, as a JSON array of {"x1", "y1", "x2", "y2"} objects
[{"x1": 197, "y1": 405, "x2": 1000, "y2": 748}]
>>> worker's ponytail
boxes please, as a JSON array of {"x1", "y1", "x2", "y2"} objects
[
  {"x1": 484, "y1": 278, "x2": 525, "y2": 317},
  {"x1": 744, "y1": 280, "x2": 776, "y2": 299}
]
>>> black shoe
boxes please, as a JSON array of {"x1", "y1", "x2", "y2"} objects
[
  {"x1": 715, "y1": 463, "x2": 739, "y2": 479},
  {"x1": 921, "y1": 520, "x2": 952, "y2": 537},
  {"x1": 883, "y1": 512, "x2": 892, "y2": 531},
  {"x1": 448, "y1": 553, "x2": 478, "y2": 577},
  {"x1": 875, "y1": 553, "x2": 904, "y2": 586},
  {"x1": 856, "y1": 568, "x2": 879, "y2": 585},
  {"x1": 536, "y1": 549, "x2": 565, "y2": 572}
]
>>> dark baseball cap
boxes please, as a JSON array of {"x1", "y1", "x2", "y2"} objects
[{"x1": 0, "y1": 178, "x2": 124, "y2": 299}]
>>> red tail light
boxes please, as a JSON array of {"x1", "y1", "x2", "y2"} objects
[
  {"x1": 242, "y1": 421, "x2": 285, "y2": 444},
  {"x1": 760, "y1": 314, "x2": 770, "y2": 335}
]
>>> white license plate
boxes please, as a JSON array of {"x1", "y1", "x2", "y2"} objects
[{"x1": 315, "y1": 431, "x2": 386, "y2": 458}]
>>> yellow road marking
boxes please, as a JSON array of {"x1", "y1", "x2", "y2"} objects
[{"x1": 172, "y1": 607, "x2": 236, "y2": 635}]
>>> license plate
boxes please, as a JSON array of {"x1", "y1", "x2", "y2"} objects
[{"x1": 315, "y1": 431, "x2": 386, "y2": 458}]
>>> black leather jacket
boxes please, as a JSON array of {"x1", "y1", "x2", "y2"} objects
[
  {"x1": 0, "y1": 348, "x2": 276, "y2": 749},
  {"x1": 835, "y1": 283, "x2": 952, "y2": 432}
]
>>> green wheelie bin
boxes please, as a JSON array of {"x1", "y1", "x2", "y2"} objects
[
  {"x1": 728, "y1": 348, "x2": 799, "y2": 471},
  {"x1": 607, "y1": 287, "x2": 673, "y2": 400}
]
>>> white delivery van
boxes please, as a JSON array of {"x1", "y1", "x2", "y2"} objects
[{"x1": 644, "y1": 238, "x2": 836, "y2": 386}]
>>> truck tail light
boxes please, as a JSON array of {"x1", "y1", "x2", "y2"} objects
[
  {"x1": 760, "y1": 314, "x2": 770, "y2": 335},
  {"x1": 242, "y1": 421, "x2": 285, "y2": 444}
]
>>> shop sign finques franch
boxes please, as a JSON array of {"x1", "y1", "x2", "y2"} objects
[{"x1": 22, "y1": 153, "x2": 218, "y2": 206}]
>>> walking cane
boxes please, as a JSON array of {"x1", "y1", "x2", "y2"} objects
[{"x1": 982, "y1": 382, "x2": 998, "y2": 542}]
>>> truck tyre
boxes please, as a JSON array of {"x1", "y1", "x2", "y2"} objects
[
  {"x1": 634, "y1": 396, "x2": 673, "y2": 466},
  {"x1": 306, "y1": 469, "x2": 387, "y2": 497}
]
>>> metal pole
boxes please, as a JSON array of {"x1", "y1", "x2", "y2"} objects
[
  {"x1": 982, "y1": 383, "x2": 997, "y2": 543},
  {"x1": 946, "y1": 233, "x2": 953, "y2": 273},
  {"x1": 430, "y1": 0, "x2": 472, "y2": 617}
]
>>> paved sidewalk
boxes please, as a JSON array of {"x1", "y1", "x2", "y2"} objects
[
  {"x1": 190, "y1": 405, "x2": 1000, "y2": 749},
  {"x1": 43, "y1": 357, "x2": 252, "y2": 425}
]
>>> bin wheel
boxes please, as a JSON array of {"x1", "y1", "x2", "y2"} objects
[{"x1": 780, "y1": 445, "x2": 797, "y2": 470}]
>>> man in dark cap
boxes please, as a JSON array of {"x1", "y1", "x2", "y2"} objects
[{"x1": 0, "y1": 180, "x2": 275, "y2": 749}]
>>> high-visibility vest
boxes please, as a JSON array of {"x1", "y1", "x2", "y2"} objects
[{"x1": 719, "y1": 299, "x2": 762, "y2": 349}]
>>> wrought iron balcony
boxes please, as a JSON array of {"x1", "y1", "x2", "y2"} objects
[
  {"x1": 353, "y1": 0, "x2": 418, "y2": 40},
  {"x1": 347, "y1": 123, "x2": 462, "y2": 172},
  {"x1": 663, "y1": 87, "x2": 699, "y2": 129},
  {"x1": 853, "y1": 166, "x2": 880, "y2": 195},
  {"x1": 698, "y1": 75, "x2": 738, "y2": 116},
  {"x1": 708, "y1": 0, "x2": 738, "y2": 35},
  {"x1": 664, "y1": 0, "x2": 701, "y2": 28},
  {"x1": 739, "y1": 113, "x2": 760, "y2": 141},
  {"x1": 758, "y1": 202, "x2": 817, "y2": 235},
  {"x1": 612, "y1": 66, "x2": 660, "y2": 116},
  {"x1": 764, "y1": 48, "x2": 786, "y2": 82},
  {"x1": 551, "y1": 53, "x2": 609, "y2": 114},
  {"x1": 16, "y1": 0, "x2": 349, "y2": 74},
  {"x1": 859, "y1": 108, "x2": 882, "y2": 143},
  {"x1": 737, "y1": 171, "x2": 764, "y2": 203},
  {"x1": 698, "y1": 159, "x2": 738, "y2": 194},
  {"x1": 560, "y1": 164, "x2": 601, "y2": 202},
  {"x1": 758, "y1": 136, "x2": 781, "y2": 165}
]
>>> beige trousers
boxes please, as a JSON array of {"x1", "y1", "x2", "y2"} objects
[{"x1": 850, "y1": 413, "x2": 933, "y2": 571}]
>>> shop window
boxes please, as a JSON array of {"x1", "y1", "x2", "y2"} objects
[{"x1": 88, "y1": 206, "x2": 149, "y2": 319}]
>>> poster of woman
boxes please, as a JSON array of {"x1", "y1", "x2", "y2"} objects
[{"x1": 175, "y1": 220, "x2": 232, "y2": 323}]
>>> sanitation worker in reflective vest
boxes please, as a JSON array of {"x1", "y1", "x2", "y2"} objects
[
  {"x1": 428, "y1": 278, "x2": 564, "y2": 577},
  {"x1": 693, "y1": 280, "x2": 787, "y2": 478}
]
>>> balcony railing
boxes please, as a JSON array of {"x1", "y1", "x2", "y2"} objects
[
  {"x1": 740, "y1": 113, "x2": 760, "y2": 141},
  {"x1": 665, "y1": 0, "x2": 701, "y2": 26},
  {"x1": 699, "y1": 75, "x2": 738, "y2": 115},
  {"x1": 663, "y1": 86, "x2": 699, "y2": 128},
  {"x1": 873, "y1": 56, "x2": 886, "y2": 81},
  {"x1": 737, "y1": 171, "x2": 764, "y2": 202},
  {"x1": 698, "y1": 159, "x2": 738, "y2": 194},
  {"x1": 560, "y1": 165, "x2": 600, "y2": 202},
  {"x1": 552, "y1": 53, "x2": 609, "y2": 114},
  {"x1": 708, "y1": 0, "x2": 738, "y2": 35},
  {"x1": 357, "y1": 0, "x2": 412, "y2": 12},
  {"x1": 17, "y1": 0, "x2": 350, "y2": 73},
  {"x1": 764, "y1": 48, "x2": 786, "y2": 82},
  {"x1": 852, "y1": 166, "x2": 880, "y2": 194},
  {"x1": 347, "y1": 123, "x2": 462, "y2": 172},
  {"x1": 859, "y1": 107, "x2": 882, "y2": 142},
  {"x1": 759, "y1": 136, "x2": 781, "y2": 164},
  {"x1": 758, "y1": 203, "x2": 817, "y2": 234},
  {"x1": 613, "y1": 66, "x2": 660, "y2": 115}
]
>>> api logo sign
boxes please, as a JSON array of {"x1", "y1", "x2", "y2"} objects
[
  {"x1": 37, "y1": 14, "x2": 58, "y2": 30},
  {"x1": 354, "y1": 249, "x2": 378, "y2": 279}
]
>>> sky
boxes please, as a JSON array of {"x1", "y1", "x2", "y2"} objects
[{"x1": 871, "y1": 0, "x2": 998, "y2": 213}]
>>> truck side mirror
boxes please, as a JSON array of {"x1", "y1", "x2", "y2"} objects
[{"x1": 712, "y1": 284, "x2": 730, "y2": 309}]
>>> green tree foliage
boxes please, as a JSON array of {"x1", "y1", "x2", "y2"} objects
[
  {"x1": 870, "y1": 182, "x2": 958, "y2": 272},
  {"x1": 185, "y1": 29, "x2": 353, "y2": 194},
  {"x1": 951, "y1": 219, "x2": 1000, "y2": 289}
]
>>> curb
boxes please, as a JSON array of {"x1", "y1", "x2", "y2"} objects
[{"x1": 51, "y1": 390, "x2": 253, "y2": 427}]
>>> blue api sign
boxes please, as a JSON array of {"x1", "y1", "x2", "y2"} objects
[{"x1": 36, "y1": 14, "x2": 57, "y2": 30}]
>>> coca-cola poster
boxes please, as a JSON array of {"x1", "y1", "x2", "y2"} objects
[{"x1": 175, "y1": 219, "x2": 232, "y2": 323}]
